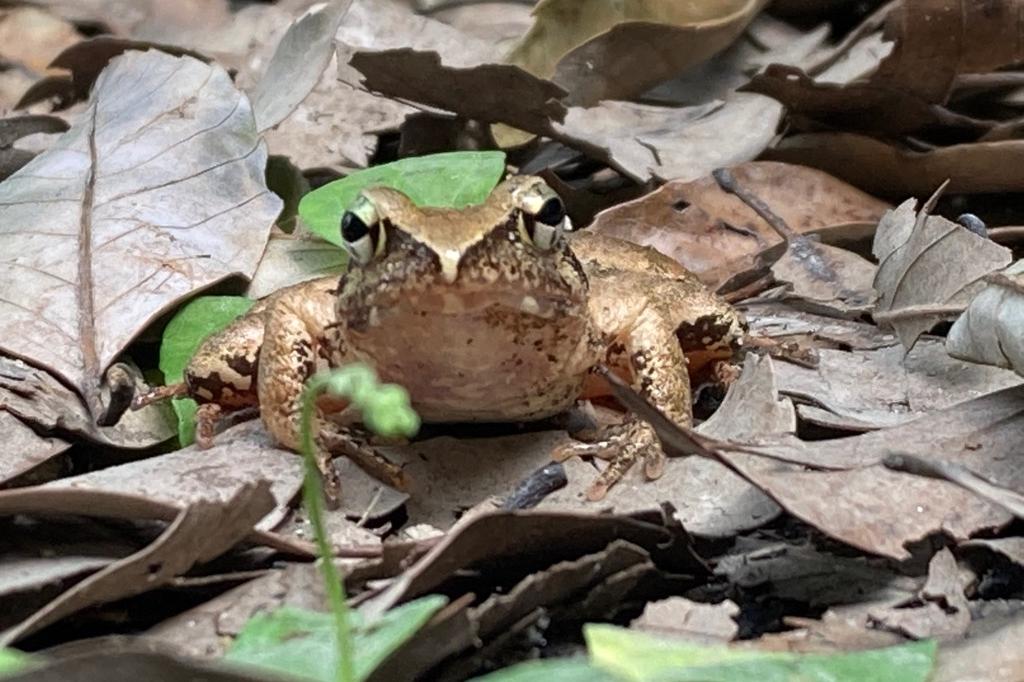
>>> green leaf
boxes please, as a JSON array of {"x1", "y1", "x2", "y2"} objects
[
  {"x1": 172, "y1": 398, "x2": 198, "y2": 447},
  {"x1": 158, "y1": 295, "x2": 255, "y2": 446},
  {"x1": 585, "y1": 625, "x2": 937, "y2": 682},
  {"x1": 225, "y1": 596, "x2": 446, "y2": 682},
  {"x1": 299, "y1": 151, "x2": 507, "y2": 246},
  {"x1": 0, "y1": 648, "x2": 37, "y2": 676},
  {"x1": 159, "y1": 295, "x2": 256, "y2": 383},
  {"x1": 471, "y1": 660, "x2": 620, "y2": 682}
]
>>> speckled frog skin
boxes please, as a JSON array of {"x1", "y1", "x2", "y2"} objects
[{"x1": 164, "y1": 176, "x2": 745, "y2": 500}]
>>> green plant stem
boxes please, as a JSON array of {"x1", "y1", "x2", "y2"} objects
[{"x1": 300, "y1": 375, "x2": 356, "y2": 682}]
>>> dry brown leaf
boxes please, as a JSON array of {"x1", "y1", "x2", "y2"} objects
[
  {"x1": 744, "y1": 301, "x2": 899, "y2": 351},
  {"x1": 766, "y1": 133, "x2": 1024, "y2": 197},
  {"x1": 0, "y1": 482, "x2": 274, "y2": 646},
  {"x1": 875, "y1": 0, "x2": 1024, "y2": 104},
  {"x1": 868, "y1": 548, "x2": 971, "y2": 640},
  {"x1": 714, "y1": 538, "x2": 918, "y2": 610},
  {"x1": 0, "y1": 356, "x2": 173, "y2": 452},
  {"x1": 1, "y1": 650, "x2": 287, "y2": 682},
  {"x1": 0, "y1": 411, "x2": 69, "y2": 485},
  {"x1": 16, "y1": 36, "x2": 215, "y2": 110},
  {"x1": 723, "y1": 386, "x2": 1024, "y2": 559},
  {"x1": 947, "y1": 260, "x2": 1024, "y2": 377},
  {"x1": 349, "y1": 16, "x2": 833, "y2": 182},
  {"x1": 932, "y1": 611, "x2": 1024, "y2": 681},
  {"x1": 0, "y1": 50, "x2": 281, "y2": 418},
  {"x1": 146, "y1": 562, "x2": 334, "y2": 658},
  {"x1": 427, "y1": 1, "x2": 534, "y2": 47},
  {"x1": 505, "y1": 0, "x2": 769, "y2": 106},
  {"x1": 872, "y1": 197, "x2": 1012, "y2": 351},
  {"x1": 589, "y1": 161, "x2": 888, "y2": 288},
  {"x1": 632, "y1": 597, "x2": 740, "y2": 643},
  {"x1": 362, "y1": 509, "x2": 698, "y2": 617},
  {"x1": 43, "y1": 421, "x2": 304, "y2": 532},
  {"x1": 0, "y1": 6, "x2": 81, "y2": 75},
  {"x1": 774, "y1": 340, "x2": 1021, "y2": 432}
]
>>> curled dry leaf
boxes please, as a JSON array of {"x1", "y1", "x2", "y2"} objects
[
  {"x1": 947, "y1": 260, "x2": 1024, "y2": 377},
  {"x1": 589, "y1": 161, "x2": 888, "y2": 288},
  {"x1": 0, "y1": 50, "x2": 281, "y2": 418},
  {"x1": 872, "y1": 196, "x2": 1011, "y2": 352},
  {"x1": 505, "y1": 0, "x2": 769, "y2": 106}
]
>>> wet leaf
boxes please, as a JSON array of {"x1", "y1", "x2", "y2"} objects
[
  {"x1": 0, "y1": 49, "x2": 280, "y2": 418},
  {"x1": 299, "y1": 151, "x2": 506, "y2": 246}
]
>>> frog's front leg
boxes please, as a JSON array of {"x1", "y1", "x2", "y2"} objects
[
  {"x1": 257, "y1": 291, "x2": 406, "y2": 497},
  {"x1": 560, "y1": 308, "x2": 691, "y2": 501}
]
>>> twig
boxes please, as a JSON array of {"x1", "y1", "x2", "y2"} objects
[{"x1": 872, "y1": 304, "x2": 966, "y2": 324}]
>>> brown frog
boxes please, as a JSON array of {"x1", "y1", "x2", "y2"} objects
[{"x1": 138, "y1": 176, "x2": 744, "y2": 500}]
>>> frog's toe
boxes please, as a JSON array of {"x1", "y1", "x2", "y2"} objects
[{"x1": 558, "y1": 422, "x2": 666, "y2": 500}]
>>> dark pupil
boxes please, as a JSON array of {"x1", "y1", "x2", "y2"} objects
[
  {"x1": 536, "y1": 197, "x2": 566, "y2": 226},
  {"x1": 341, "y1": 212, "x2": 370, "y2": 242}
]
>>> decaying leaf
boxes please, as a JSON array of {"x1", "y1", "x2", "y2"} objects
[
  {"x1": 505, "y1": 0, "x2": 769, "y2": 106},
  {"x1": 947, "y1": 260, "x2": 1024, "y2": 377},
  {"x1": 0, "y1": 49, "x2": 281, "y2": 418}
]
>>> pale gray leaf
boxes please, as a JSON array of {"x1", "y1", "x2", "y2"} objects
[
  {"x1": 0, "y1": 50, "x2": 281, "y2": 416},
  {"x1": 249, "y1": 0, "x2": 354, "y2": 132}
]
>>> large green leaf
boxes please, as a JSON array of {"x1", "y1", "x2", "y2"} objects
[
  {"x1": 585, "y1": 625, "x2": 937, "y2": 682},
  {"x1": 158, "y1": 295, "x2": 255, "y2": 446},
  {"x1": 298, "y1": 151, "x2": 506, "y2": 246},
  {"x1": 225, "y1": 596, "x2": 446, "y2": 682}
]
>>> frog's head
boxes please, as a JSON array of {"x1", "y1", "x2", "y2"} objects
[{"x1": 336, "y1": 175, "x2": 586, "y2": 319}]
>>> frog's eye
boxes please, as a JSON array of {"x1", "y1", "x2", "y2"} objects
[
  {"x1": 340, "y1": 197, "x2": 386, "y2": 264},
  {"x1": 519, "y1": 195, "x2": 571, "y2": 251}
]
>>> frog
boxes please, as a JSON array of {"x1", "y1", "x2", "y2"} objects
[{"x1": 136, "y1": 175, "x2": 745, "y2": 501}]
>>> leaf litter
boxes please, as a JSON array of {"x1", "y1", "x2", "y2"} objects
[{"x1": 4, "y1": 1, "x2": 1024, "y2": 680}]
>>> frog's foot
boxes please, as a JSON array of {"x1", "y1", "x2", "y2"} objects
[
  {"x1": 320, "y1": 427, "x2": 410, "y2": 493},
  {"x1": 131, "y1": 382, "x2": 187, "y2": 410},
  {"x1": 554, "y1": 421, "x2": 665, "y2": 501},
  {"x1": 195, "y1": 403, "x2": 222, "y2": 449}
]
